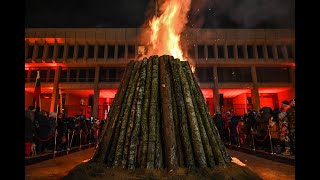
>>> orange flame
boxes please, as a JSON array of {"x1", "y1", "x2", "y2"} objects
[{"x1": 147, "y1": 0, "x2": 191, "y2": 61}]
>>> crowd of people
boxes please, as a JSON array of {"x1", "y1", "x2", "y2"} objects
[
  {"x1": 25, "y1": 106, "x2": 106, "y2": 157},
  {"x1": 214, "y1": 99, "x2": 295, "y2": 156}
]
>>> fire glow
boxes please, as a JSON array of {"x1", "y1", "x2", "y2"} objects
[{"x1": 147, "y1": 0, "x2": 191, "y2": 61}]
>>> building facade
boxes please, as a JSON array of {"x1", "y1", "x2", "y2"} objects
[{"x1": 25, "y1": 28, "x2": 295, "y2": 118}]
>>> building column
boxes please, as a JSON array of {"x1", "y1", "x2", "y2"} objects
[
  {"x1": 289, "y1": 66, "x2": 295, "y2": 97},
  {"x1": 214, "y1": 44, "x2": 218, "y2": 60},
  {"x1": 213, "y1": 66, "x2": 220, "y2": 114},
  {"x1": 125, "y1": 44, "x2": 128, "y2": 60},
  {"x1": 50, "y1": 66, "x2": 61, "y2": 113},
  {"x1": 92, "y1": 66, "x2": 100, "y2": 118},
  {"x1": 251, "y1": 66, "x2": 260, "y2": 110},
  {"x1": 204, "y1": 45, "x2": 208, "y2": 60}
]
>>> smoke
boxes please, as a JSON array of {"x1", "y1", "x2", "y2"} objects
[{"x1": 188, "y1": 0, "x2": 295, "y2": 28}]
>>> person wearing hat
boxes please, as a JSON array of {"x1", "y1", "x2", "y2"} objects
[
  {"x1": 278, "y1": 100, "x2": 291, "y2": 155},
  {"x1": 286, "y1": 98, "x2": 295, "y2": 154}
]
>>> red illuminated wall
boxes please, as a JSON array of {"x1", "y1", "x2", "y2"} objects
[
  {"x1": 259, "y1": 95, "x2": 274, "y2": 110},
  {"x1": 277, "y1": 88, "x2": 294, "y2": 107},
  {"x1": 64, "y1": 93, "x2": 83, "y2": 117},
  {"x1": 25, "y1": 91, "x2": 51, "y2": 112},
  {"x1": 25, "y1": 91, "x2": 34, "y2": 109},
  {"x1": 232, "y1": 94, "x2": 247, "y2": 116},
  {"x1": 205, "y1": 98, "x2": 215, "y2": 116}
]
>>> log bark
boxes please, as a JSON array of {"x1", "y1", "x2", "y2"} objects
[
  {"x1": 169, "y1": 59, "x2": 195, "y2": 168},
  {"x1": 182, "y1": 63, "x2": 215, "y2": 167},
  {"x1": 146, "y1": 56, "x2": 160, "y2": 169},
  {"x1": 128, "y1": 58, "x2": 147, "y2": 170},
  {"x1": 140, "y1": 58, "x2": 153, "y2": 168},
  {"x1": 158, "y1": 56, "x2": 178, "y2": 170},
  {"x1": 113, "y1": 61, "x2": 142, "y2": 167},
  {"x1": 179, "y1": 60, "x2": 207, "y2": 167},
  {"x1": 92, "y1": 60, "x2": 135, "y2": 163},
  {"x1": 154, "y1": 100, "x2": 164, "y2": 168},
  {"x1": 167, "y1": 59, "x2": 184, "y2": 167},
  {"x1": 183, "y1": 62, "x2": 230, "y2": 166},
  {"x1": 106, "y1": 62, "x2": 141, "y2": 166}
]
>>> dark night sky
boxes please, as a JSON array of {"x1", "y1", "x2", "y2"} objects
[{"x1": 25, "y1": 0, "x2": 295, "y2": 28}]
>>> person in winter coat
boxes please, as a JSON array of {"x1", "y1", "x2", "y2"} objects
[
  {"x1": 279, "y1": 100, "x2": 291, "y2": 155},
  {"x1": 25, "y1": 106, "x2": 35, "y2": 156},
  {"x1": 268, "y1": 116, "x2": 281, "y2": 154},
  {"x1": 286, "y1": 98, "x2": 295, "y2": 154}
]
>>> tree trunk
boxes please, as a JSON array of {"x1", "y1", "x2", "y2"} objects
[{"x1": 159, "y1": 56, "x2": 178, "y2": 170}]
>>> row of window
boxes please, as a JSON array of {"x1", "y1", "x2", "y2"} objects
[
  {"x1": 190, "y1": 44, "x2": 294, "y2": 60},
  {"x1": 195, "y1": 67, "x2": 291, "y2": 83},
  {"x1": 25, "y1": 43, "x2": 295, "y2": 61},
  {"x1": 26, "y1": 44, "x2": 136, "y2": 60},
  {"x1": 26, "y1": 66, "x2": 291, "y2": 83},
  {"x1": 25, "y1": 67, "x2": 125, "y2": 83}
]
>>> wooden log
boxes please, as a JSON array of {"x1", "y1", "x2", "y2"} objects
[
  {"x1": 122, "y1": 72, "x2": 141, "y2": 168},
  {"x1": 106, "y1": 62, "x2": 141, "y2": 166},
  {"x1": 169, "y1": 59, "x2": 195, "y2": 168},
  {"x1": 128, "y1": 58, "x2": 148, "y2": 170},
  {"x1": 179, "y1": 60, "x2": 207, "y2": 167},
  {"x1": 158, "y1": 55, "x2": 178, "y2": 170},
  {"x1": 92, "y1": 60, "x2": 135, "y2": 163},
  {"x1": 183, "y1": 62, "x2": 230, "y2": 165},
  {"x1": 140, "y1": 57, "x2": 153, "y2": 168},
  {"x1": 181, "y1": 63, "x2": 215, "y2": 167},
  {"x1": 146, "y1": 56, "x2": 160, "y2": 169},
  {"x1": 167, "y1": 58, "x2": 184, "y2": 167},
  {"x1": 154, "y1": 100, "x2": 164, "y2": 168},
  {"x1": 113, "y1": 61, "x2": 142, "y2": 167}
]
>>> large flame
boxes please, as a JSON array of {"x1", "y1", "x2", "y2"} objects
[{"x1": 147, "y1": 0, "x2": 191, "y2": 61}]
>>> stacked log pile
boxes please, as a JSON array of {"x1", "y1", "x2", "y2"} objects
[{"x1": 92, "y1": 55, "x2": 231, "y2": 171}]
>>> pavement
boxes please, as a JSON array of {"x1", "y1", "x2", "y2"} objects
[{"x1": 25, "y1": 147, "x2": 295, "y2": 180}]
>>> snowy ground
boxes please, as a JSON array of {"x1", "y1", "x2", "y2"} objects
[{"x1": 25, "y1": 147, "x2": 295, "y2": 180}]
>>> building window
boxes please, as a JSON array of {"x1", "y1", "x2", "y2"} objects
[
  {"x1": 256, "y1": 67, "x2": 290, "y2": 82},
  {"x1": 60, "y1": 69, "x2": 68, "y2": 82},
  {"x1": 30, "y1": 70, "x2": 37, "y2": 82},
  {"x1": 99, "y1": 68, "x2": 107, "y2": 81},
  {"x1": 128, "y1": 45, "x2": 135, "y2": 58},
  {"x1": 79, "y1": 69, "x2": 87, "y2": 82},
  {"x1": 287, "y1": 45, "x2": 294, "y2": 59},
  {"x1": 108, "y1": 45, "x2": 115, "y2": 59},
  {"x1": 99, "y1": 67, "x2": 125, "y2": 82},
  {"x1": 187, "y1": 46, "x2": 195, "y2": 58},
  {"x1": 198, "y1": 45, "x2": 205, "y2": 59},
  {"x1": 48, "y1": 70, "x2": 55, "y2": 82},
  {"x1": 207, "y1": 45, "x2": 214, "y2": 58},
  {"x1": 98, "y1": 45, "x2": 105, "y2": 58},
  {"x1": 27, "y1": 45, "x2": 34, "y2": 58},
  {"x1": 40, "y1": 70, "x2": 48, "y2": 82},
  {"x1": 69, "y1": 69, "x2": 77, "y2": 82},
  {"x1": 217, "y1": 45, "x2": 224, "y2": 59},
  {"x1": 108, "y1": 68, "x2": 117, "y2": 82},
  {"x1": 195, "y1": 67, "x2": 213, "y2": 83},
  {"x1": 47, "y1": 45, "x2": 54, "y2": 58},
  {"x1": 247, "y1": 45, "x2": 254, "y2": 59},
  {"x1": 217, "y1": 67, "x2": 252, "y2": 82},
  {"x1": 237, "y1": 45, "x2": 244, "y2": 59},
  {"x1": 37, "y1": 46, "x2": 44, "y2": 59},
  {"x1": 266, "y1": 45, "x2": 273, "y2": 58},
  {"x1": 118, "y1": 45, "x2": 125, "y2": 58},
  {"x1": 277, "y1": 45, "x2": 284, "y2": 59},
  {"x1": 67, "y1": 46, "x2": 74, "y2": 59},
  {"x1": 88, "y1": 68, "x2": 95, "y2": 82},
  {"x1": 57, "y1": 45, "x2": 64, "y2": 58},
  {"x1": 88, "y1": 45, "x2": 95, "y2": 58},
  {"x1": 78, "y1": 45, "x2": 84, "y2": 58},
  {"x1": 227, "y1": 45, "x2": 234, "y2": 58},
  {"x1": 257, "y1": 45, "x2": 264, "y2": 59}
]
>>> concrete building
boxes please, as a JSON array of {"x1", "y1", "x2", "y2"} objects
[{"x1": 25, "y1": 28, "x2": 295, "y2": 118}]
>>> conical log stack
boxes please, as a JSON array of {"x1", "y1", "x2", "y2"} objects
[{"x1": 92, "y1": 55, "x2": 231, "y2": 171}]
